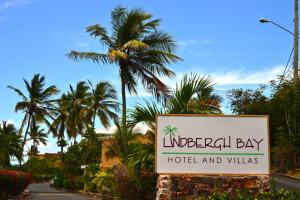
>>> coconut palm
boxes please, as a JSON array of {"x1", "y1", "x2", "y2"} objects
[
  {"x1": 67, "y1": 6, "x2": 181, "y2": 159},
  {"x1": 81, "y1": 128, "x2": 102, "y2": 164},
  {"x1": 28, "y1": 125, "x2": 47, "y2": 155},
  {"x1": 87, "y1": 80, "x2": 119, "y2": 129},
  {"x1": 168, "y1": 73, "x2": 222, "y2": 114},
  {"x1": 0, "y1": 121, "x2": 21, "y2": 168},
  {"x1": 56, "y1": 138, "x2": 68, "y2": 160},
  {"x1": 65, "y1": 81, "x2": 90, "y2": 143},
  {"x1": 8, "y1": 74, "x2": 59, "y2": 163},
  {"x1": 128, "y1": 73, "x2": 222, "y2": 139},
  {"x1": 50, "y1": 94, "x2": 69, "y2": 159}
]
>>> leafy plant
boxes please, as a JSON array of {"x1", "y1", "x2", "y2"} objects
[
  {"x1": 206, "y1": 189, "x2": 300, "y2": 200},
  {"x1": 8, "y1": 74, "x2": 59, "y2": 165},
  {"x1": 92, "y1": 171, "x2": 117, "y2": 195},
  {"x1": 0, "y1": 170, "x2": 32, "y2": 199},
  {"x1": 0, "y1": 121, "x2": 21, "y2": 169},
  {"x1": 67, "y1": 5, "x2": 181, "y2": 161}
]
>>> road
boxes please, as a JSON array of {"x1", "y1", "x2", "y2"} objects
[
  {"x1": 272, "y1": 174, "x2": 300, "y2": 191},
  {"x1": 27, "y1": 183, "x2": 99, "y2": 200}
]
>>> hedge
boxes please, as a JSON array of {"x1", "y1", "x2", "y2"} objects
[{"x1": 0, "y1": 170, "x2": 32, "y2": 199}]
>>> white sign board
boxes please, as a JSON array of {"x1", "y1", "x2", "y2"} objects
[{"x1": 156, "y1": 115, "x2": 270, "y2": 175}]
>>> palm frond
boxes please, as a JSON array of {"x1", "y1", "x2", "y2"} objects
[
  {"x1": 142, "y1": 31, "x2": 175, "y2": 52},
  {"x1": 86, "y1": 24, "x2": 114, "y2": 47},
  {"x1": 7, "y1": 86, "x2": 28, "y2": 101},
  {"x1": 67, "y1": 51, "x2": 109, "y2": 64}
]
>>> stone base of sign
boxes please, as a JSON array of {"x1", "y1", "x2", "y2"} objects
[{"x1": 155, "y1": 174, "x2": 270, "y2": 200}]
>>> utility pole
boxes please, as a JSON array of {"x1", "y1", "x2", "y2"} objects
[{"x1": 294, "y1": 0, "x2": 299, "y2": 79}]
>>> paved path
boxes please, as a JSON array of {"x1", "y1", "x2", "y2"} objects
[
  {"x1": 272, "y1": 174, "x2": 300, "y2": 191},
  {"x1": 27, "y1": 182, "x2": 99, "y2": 200}
]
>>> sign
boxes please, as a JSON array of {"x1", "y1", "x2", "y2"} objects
[{"x1": 156, "y1": 115, "x2": 270, "y2": 175}]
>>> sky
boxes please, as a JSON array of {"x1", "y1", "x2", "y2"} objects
[{"x1": 0, "y1": 0, "x2": 295, "y2": 154}]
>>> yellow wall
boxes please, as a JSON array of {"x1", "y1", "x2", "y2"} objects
[
  {"x1": 100, "y1": 135, "x2": 150, "y2": 170},
  {"x1": 101, "y1": 139, "x2": 120, "y2": 170}
]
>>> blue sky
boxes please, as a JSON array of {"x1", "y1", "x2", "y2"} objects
[{"x1": 0, "y1": 0, "x2": 294, "y2": 154}]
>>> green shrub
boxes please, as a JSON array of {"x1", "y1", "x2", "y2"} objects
[
  {"x1": 63, "y1": 144, "x2": 83, "y2": 176},
  {"x1": 62, "y1": 176, "x2": 83, "y2": 190},
  {"x1": 24, "y1": 154, "x2": 62, "y2": 182},
  {"x1": 83, "y1": 164, "x2": 100, "y2": 192},
  {"x1": 206, "y1": 189, "x2": 300, "y2": 200},
  {"x1": 53, "y1": 170, "x2": 65, "y2": 188},
  {"x1": 92, "y1": 171, "x2": 117, "y2": 195}
]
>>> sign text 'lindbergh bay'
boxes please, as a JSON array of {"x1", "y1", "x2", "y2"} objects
[{"x1": 156, "y1": 115, "x2": 270, "y2": 174}]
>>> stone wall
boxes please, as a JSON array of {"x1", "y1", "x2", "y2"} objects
[{"x1": 156, "y1": 175, "x2": 270, "y2": 200}]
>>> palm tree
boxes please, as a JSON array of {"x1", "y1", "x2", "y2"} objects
[
  {"x1": 0, "y1": 121, "x2": 21, "y2": 169},
  {"x1": 81, "y1": 128, "x2": 102, "y2": 164},
  {"x1": 65, "y1": 81, "x2": 90, "y2": 143},
  {"x1": 28, "y1": 125, "x2": 47, "y2": 155},
  {"x1": 57, "y1": 138, "x2": 68, "y2": 160},
  {"x1": 164, "y1": 125, "x2": 177, "y2": 145},
  {"x1": 87, "y1": 80, "x2": 119, "y2": 129},
  {"x1": 67, "y1": 6, "x2": 181, "y2": 159},
  {"x1": 168, "y1": 73, "x2": 222, "y2": 114},
  {"x1": 128, "y1": 73, "x2": 222, "y2": 139},
  {"x1": 51, "y1": 94, "x2": 69, "y2": 159},
  {"x1": 8, "y1": 74, "x2": 59, "y2": 163}
]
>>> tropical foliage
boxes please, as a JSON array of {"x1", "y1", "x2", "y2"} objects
[
  {"x1": 8, "y1": 74, "x2": 59, "y2": 164},
  {"x1": 128, "y1": 73, "x2": 222, "y2": 141},
  {"x1": 0, "y1": 122, "x2": 21, "y2": 169},
  {"x1": 5, "y1": 4, "x2": 300, "y2": 200},
  {"x1": 206, "y1": 189, "x2": 300, "y2": 200},
  {"x1": 26, "y1": 154, "x2": 62, "y2": 181},
  {"x1": 67, "y1": 5, "x2": 181, "y2": 160},
  {"x1": 0, "y1": 170, "x2": 32, "y2": 199},
  {"x1": 227, "y1": 79, "x2": 300, "y2": 171}
]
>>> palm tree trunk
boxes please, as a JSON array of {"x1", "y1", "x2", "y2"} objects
[
  {"x1": 74, "y1": 136, "x2": 77, "y2": 144},
  {"x1": 20, "y1": 114, "x2": 32, "y2": 167},
  {"x1": 120, "y1": 64, "x2": 128, "y2": 162},
  {"x1": 60, "y1": 145, "x2": 64, "y2": 160},
  {"x1": 93, "y1": 111, "x2": 97, "y2": 129}
]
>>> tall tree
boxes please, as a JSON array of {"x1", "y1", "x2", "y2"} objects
[
  {"x1": 65, "y1": 81, "x2": 90, "y2": 143},
  {"x1": 67, "y1": 6, "x2": 181, "y2": 160},
  {"x1": 51, "y1": 94, "x2": 69, "y2": 159},
  {"x1": 29, "y1": 125, "x2": 47, "y2": 155},
  {"x1": 8, "y1": 74, "x2": 59, "y2": 163},
  {"x1": 0, "y1": 121, "x2": 21, "y2": 169},
  {"x1": 87, "y1": 81, "x2": 119, "y2": 129}
]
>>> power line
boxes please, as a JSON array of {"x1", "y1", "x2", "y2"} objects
[
  {"x1": 278, "y1": 47, "x2": 294, "y2": 85},
  {"x1": 283, "y1": 47, "x2": 294, "y2": 77}
]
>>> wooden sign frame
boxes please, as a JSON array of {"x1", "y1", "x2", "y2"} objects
[{"x1": 155, "y1": 114, "x2": 270, "y2": 176}]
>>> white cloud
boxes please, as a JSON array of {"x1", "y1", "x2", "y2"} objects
[
  {"x1": 160, "y1": 65, "x2": 285, "y2": 88},
  {"x1": 96, "y1": 126, "x2": 117, "y2": 134},
  {"x1": 213, "y1": 65, "x2": 284, "y2": 85},
  {"x1": 96, "y1": 124, "x2": 149, "y2": 135},
  {"x1": 118, "y1": 65, "x2": 285, "y2": 99},
  {"x1": 0, "y1": 0, "x2": 38, "y2": 12},
  {"x1": 177, "y1": 39, "x2": 213, "y2": 46}
]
